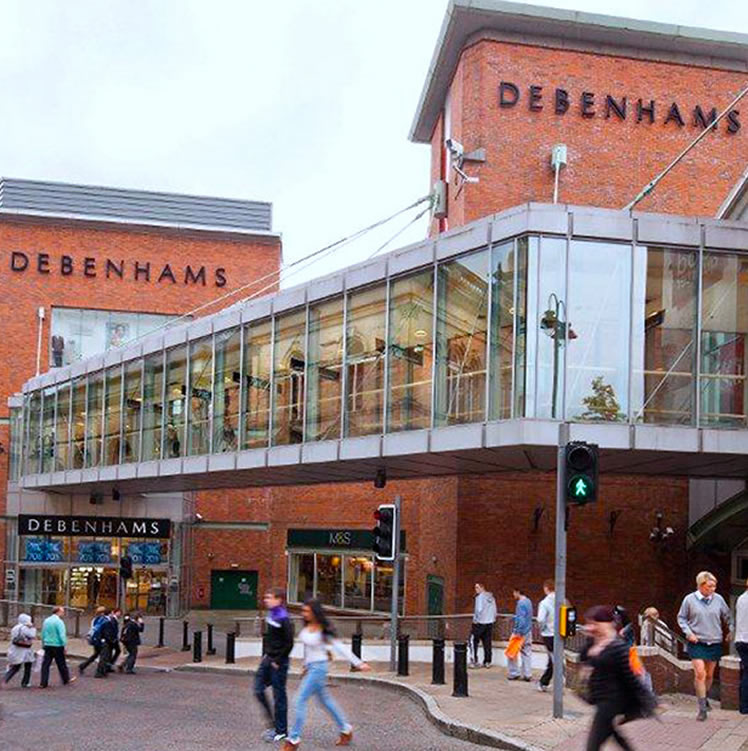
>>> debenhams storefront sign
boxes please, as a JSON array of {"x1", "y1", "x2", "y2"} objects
[{"x1": 19, "y1": 514, "x2": 171, "y2": 539}]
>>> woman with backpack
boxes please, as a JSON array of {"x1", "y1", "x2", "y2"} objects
[
  {"x1": 4, "y1": 613, "x2": 36, "y2": 688},
  {"x1": 283, "y1": 599, "x2": 371, "y2": 749},
  {"x1": 79, "y1": 606, "x2": 107, "y2": 675}
]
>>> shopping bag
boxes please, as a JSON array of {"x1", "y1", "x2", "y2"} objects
[
  {"x1": 32, "y1": 649, "x2": 44, "y2": 673},
  {"x1": 629, "y1": 646, "x2": 644, "y2": 676},
  {"x1": 505, "y1": 634, "x2": 524, "y2": 660}
]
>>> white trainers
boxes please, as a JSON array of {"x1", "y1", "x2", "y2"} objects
[{"x1": 537, "y1": 682, "x2": 547, "y2": 692}]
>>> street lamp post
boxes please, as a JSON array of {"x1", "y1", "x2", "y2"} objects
[{"x1": 540, "y1": 293, "x2": 571, "y2": 419}]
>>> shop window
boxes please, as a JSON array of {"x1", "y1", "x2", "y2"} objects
[
  {"x1": 49, "y1": 307, "x2": 181, "y2": 367},
  {"x1": 22, "y1": 536, "x2": 69, "y2": 562},
  {"x1": 344, "y1": 284, "x2": 386, "y2": 437},
  {"x1": 632, "y1": 246, "x2": 698, "y2": 425},
  {"x1": 316, "y1": 554, "x2": 343, "y2": 608},
  {"x1": 165, "y1": 345, "x2": 187, "y2": 458},
  {"x1": 19, "y1": 568, "x2": 67, "y2": 606},
  {"x1": 272, "y1": 310, "x2": 306, "y2": 446},
  {"x1": 243, "y1": 320, "x2": 272, "y2": 449},
  {"x1": 289, "y1": 553, "x2": 315, "y2": 604},
  {"x1": 344, "y1": 556, "x2": 373, "y2": 610},
  {"x1": 388, "y1": 269, "x2": 434, "y2": 432},
  {"x1": 188, "y1": 337, "x2": 212, "y2": 455},
  {"x1": 435, "y1": 249, "x2": 489, "y2": 426},
  {"x1": 374, "y1": 558, "x2": 405, "y2": 615},
  {"x1": 142, "y1": 352, "x2": 164, "y2": 461},
  {"x1": 122, "y1": 359, "x2": 143, "y2": 462},
  {"x1": 700, "y1": 252, "x2": 748, "y2": 427},
  {"x1": 306, "y1": 297, "x2": 344, "y2": 441},
  {"x1": 214, "y1": 328, "x2": 241, "y2": 452}
]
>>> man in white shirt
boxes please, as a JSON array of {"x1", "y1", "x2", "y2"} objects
[
  {"x1": 735, "y1": 579, "x2": 748, "y2": 714},
  {"x1": 536, "y1": 579, "x2": 555, "y2": 692}
]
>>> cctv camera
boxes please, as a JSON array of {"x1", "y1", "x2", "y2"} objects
[
  {"x1": 195, "y1": 512, "x2": 204, "y2": 522},
  {"x1": 445, "y1": 138, "x2": 464, "y2": 158}
]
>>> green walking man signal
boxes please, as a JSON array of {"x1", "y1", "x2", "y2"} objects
[{"x1": 565, "y1": 441, "x2": 599, "y2": 505}]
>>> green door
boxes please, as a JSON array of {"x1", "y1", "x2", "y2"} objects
[
  {"x1": 427, "y1": 575, "x2": 445, "y2": 639},
  {"x1": 210, "y1": 570, "x2": 258, "y2": 609}
]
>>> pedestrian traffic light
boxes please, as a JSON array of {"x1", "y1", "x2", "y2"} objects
[
  {"x1": 372, "y1": 504, "x2": 397, "y2": 561},
  {"x1": 565, "y1": 441, "x2": 598, "y2": 505},
  {"x1": 559, "y1": 605, "x2": 577, "y2": 637}
]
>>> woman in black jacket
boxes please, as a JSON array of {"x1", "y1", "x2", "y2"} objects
[{"x1": 581, "y1": 605, "x2": 655, "y2": 751}]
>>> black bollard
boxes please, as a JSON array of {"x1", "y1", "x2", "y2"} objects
[
  {"x1": 193, "y1": 631, "x2": 203, "y2": 663},
  {"x1": 157, "y1": 617, "x2": 165, "y2": 648},
  {"x1": 206, "y1": 623, "x2": 216, "y2": 656},
  {"x1": 351, "y1": 633, "x2": 363, "y2": 672},
  {"x1": 181, "y1": 620, "x2": 190, "y2": 651},
  {"x1": 226, "y1": 631, "x2": 236, "y2": 664},
  {"x1": 432, "y1": 638, "x2": 445, "y2": 685},
  {"x1": 452, "y1": 642, "x2": 469, "y2": 697},
  {"x1": 397, "y1": 634, "x2": 410, "y2": 677}
]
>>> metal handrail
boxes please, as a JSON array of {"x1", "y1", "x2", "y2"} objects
[
  {"x1": 0, "y1": 599, "x2": 85, "y2": 615},
  {"x1": 0, "y1": 599, "x2": 84, "y2": 638}
]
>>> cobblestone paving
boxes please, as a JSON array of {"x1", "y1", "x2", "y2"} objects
[{"x1": 0, "y1": 670, "x2": 486, "y2": 750}]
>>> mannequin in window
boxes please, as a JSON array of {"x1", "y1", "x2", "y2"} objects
[{"x1": 51, "y1": 335, "x2": 65, "y2": 368}]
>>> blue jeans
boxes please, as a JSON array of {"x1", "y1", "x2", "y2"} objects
[
  {"x1": 289, "y1": 661, "x2": 349, "y2": 742},
  {"x1": 254, "y1": 656, "x2": 289, "y2": 735}
]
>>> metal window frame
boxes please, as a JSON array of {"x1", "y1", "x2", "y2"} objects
[
  {"x1": 237, "y1": 323, "x2": 247, "y2": 450},
  {"x1": 485, "y1": 242, "x2": 496, "y2": 421},
  {"x1": 429, "y1": 261, "x2": 439, "y2": 429},
  {"x1": 695, "y1": 230, "x2": 705, "y2": 428},
  {"x1": 509, "y1": 238, "x2": 519, "y2": 419},
  {"x1": 268, "y1": 316, "x2": 277, "y2": 448},
  {"x1": 302, "y1": 304, "x2": 311, "y2": 443},
  {"x1": 383, "y1": 276, "x2": 392, "y2": 434},
  {"x1": 158, "y1": 349, "x2": 168, "y2": 461},
  {"x1": 135, "y1": 358, "x2": 145, "y2": 464},
  {"x1": 208, "y1": 332, "x2": 216, "y2": 456},
  {"x1": 339, "y1": 289, "x2": 349, "y2": 440},
  {"x1": 627, "y1": 238, "x2": 638, "y2": 424}
]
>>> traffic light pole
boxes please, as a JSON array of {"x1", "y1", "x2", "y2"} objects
[
  {"x1": 553, "y1": 422, "x2": 569, "y2": 719},
  {"x1": 389, "y1": 494, "x2": 402, "y2": 672}
]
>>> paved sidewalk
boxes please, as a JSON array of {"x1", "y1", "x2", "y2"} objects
[{"x1": 4, "y1": 640, "x2": 748, "y2": 750}]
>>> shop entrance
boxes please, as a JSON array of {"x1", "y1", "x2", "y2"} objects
[
  {"x1": 124, "y1": 569, "x2": 168, "y2": 615},
  {"x1": 69, "y1": 567, "x2": 118, "y2": 611},
  {"x1": 210, "y1": 570, "x2": 257, "y2": 609}
]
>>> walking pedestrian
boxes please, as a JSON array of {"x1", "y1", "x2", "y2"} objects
[
  {"x1": 734, "y1": 578, "x2": 748, "y2": 714},
  {"x1": 95, "y1": 609, "x2": 118, "y2": 678},
  {"x1": 614, "y1": 606, "x2": 635, "y2": 647},
  {"x1": 79, "y1": 606, "x2": 107, "y2": 674},
  {"x1": 581, "y1": 605, "x2": 655, "y2": 751},
  {"x1": 39, "y1": 606, "x2": 76, "y2": 689},
  {"x1": 255, "y1": 588, "x2": 295, "y2": 743},
  {"x1": 470, "y1": 582, "x2": 496, "y2": 668},
  {"x1": 677, "y1": 571, "x2": 732, "y2": 721},
  {"x1": 536, "y1": 580, "x2": 555, "y2": 692},
  {"x1": 3, "y1": 613, "x2": 36, "y2": 688},
  {"x1": 507, "y1": 587, "x2": 533, "y2": 682},
  {"x1": 283, "y1": 599, "x2": 371, "y2": 749},
  {"x1": 108, "y1": 608, "x2": 123, "y2": 667},
  {"x1": 638, "y1": 607, "x2": 659, "y2": 647},
  {"x1": 118, "y1": 613, "x2": 144, "y2": 674}
]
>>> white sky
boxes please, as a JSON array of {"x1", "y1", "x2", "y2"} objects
[{"x1": 1, "y1": 0, "x2": 746, "y2": 293}]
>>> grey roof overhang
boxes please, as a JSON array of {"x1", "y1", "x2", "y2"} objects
[{"x1": 411, "y1": 0, "x2": 748, "y2": 143}]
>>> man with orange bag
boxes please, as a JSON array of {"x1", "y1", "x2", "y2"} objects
[{"x1": 507, "y1": 587, "x2": 533, "y2": 681}]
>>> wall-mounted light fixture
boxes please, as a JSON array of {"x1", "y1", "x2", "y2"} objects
[
  {"x1": 533, "y1": 506, "x2": 545, "y2": 532},
  {"x1": 650, "y1": 511, "x2": 675, "y2": 543},
  {"x1": 608, "y1": 510, "x2": 623, "y2": 536}
]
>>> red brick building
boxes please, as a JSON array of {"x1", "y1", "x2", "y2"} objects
[{"x1": 9, "y1": 2, "x2": 748, "y2": 627}]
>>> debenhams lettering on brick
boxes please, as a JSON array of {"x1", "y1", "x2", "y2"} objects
[
  {"x1": 499, "y1": 81, "x2": 741, "y2": 134},
  {"x1": 8, "y1": 251, "x2": 227, "y2": 287}
]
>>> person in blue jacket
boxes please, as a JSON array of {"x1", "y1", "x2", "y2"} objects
[{"x1": 507, "y1": 587, "x2": 534, "y2": 681}]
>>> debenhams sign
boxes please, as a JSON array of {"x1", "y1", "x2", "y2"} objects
[
  {"x1": 498, "y1": 81, "x2": 741, "y2": 134},
  {"x1": 19, "y1": 514, "x2": 171, "y2": 539}
]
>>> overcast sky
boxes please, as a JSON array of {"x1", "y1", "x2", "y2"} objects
[{"x1": 1, "y1": 0, "x2": 746, "y2": 294}]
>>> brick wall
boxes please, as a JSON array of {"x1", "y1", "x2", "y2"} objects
[{"x1": 437, "y1": 37, "x2": 747, "y2": 229}]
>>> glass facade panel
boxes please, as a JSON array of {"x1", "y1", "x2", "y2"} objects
[
  {"x1": 24, "y1": 393, "x2": 41, "y2": 476},
  {"x1": 289, "y1": 552, "x2": 315, "y2": 604},
  {"x1": 512, "y1": 238, "x2": 529, "y2": 418},
  {"x1": 103, "y1": 366, "x2": 123, "y2": 465},
  {"x1": 9, "y1": 406, "x2": 23, "y2": 482},
  {"x1": 315, "y1": 553, "x2": 343, "y2": 608},
  {"x1": 85, "y1": 373, "x2": 103, "y2": 468},
  {"x1": 566, "y1": 241, "x2": 631, "y2": 422},
  {"x1": 632, "y1": 246, "x2": 697, "y2": 425},
  {"x1": 243, "y1": 320, "x2": 272, "y2": 449},
  {"x1": 490, "y1": 241, "x2": 519, "y2": 420},
  {"x1": 142, "y1": 353, "x2": 164, "y2": 461},
  {"x1": 188, "y1": 337, "x2": 213, "y2": 455},
  {"x1": 272, "y1": 310, "x2": 306, "y2": 446},
  {"x1": 434, "y1": 249, "x2": 489, "y2": 426},
  {"x1": 213, "y1": 328, "x2": 241, "y2": 452},
  {"x1": 50, "y1": 307, "x2": 181, "y2": 367},
  {"x1": 344, "y1": 555, "x2": 373, "y2": 610},
  {"x1": 388, "y1": 269, "x2": 434, "y2": 432},
  {"x1": 701, "y1": 252, "x2": 748, "y2": 427},
  {"x1": 122, "y1": 360, "x2": 143, "y2": 462},
  {"x1": 165, "y1": 346, "x2": 187, "y2": 458},
  {"x1": 373, "y1": 558, "x2": 404, "y2": 614},
  {"x1": 306, "y1": 297, "x2": 344, "y2": 441},
  {"x1": 525, "y1": 237, "x2": 565, "y2": 418},
  {"x1": 71, "y1": 379, "x2": 86, "y2": 469},
  {"x1": 345, "y1": 284, "x2": 386, "y2": 437},
  {"x1": 55, "y1": 382, "x2": 71, "y2": 471},
  {"x1": 41, "y1": 386, "x2": 56, "y2": 473}
]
